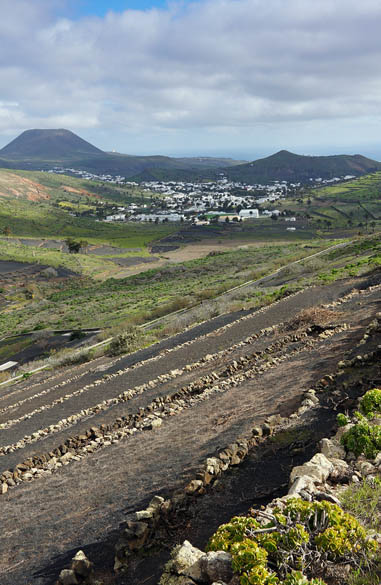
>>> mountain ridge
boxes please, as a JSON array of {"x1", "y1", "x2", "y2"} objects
[
  {"x1": 222, "y1": 149, "x2": 381, "y2": 184},
  {"x1": 1, "y1": 129, "x2": 380, "y2": 184}
]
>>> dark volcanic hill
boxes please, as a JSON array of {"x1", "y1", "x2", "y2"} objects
[
  {"x1": 0, "y1": 129, "x2": 244, "y2": 178},
  {"x1": 0, "y1": 129, "x2": 103, "y2": 160},
  {"x1": 223, "y1": 150, "x2": 381, "y2": 184}
]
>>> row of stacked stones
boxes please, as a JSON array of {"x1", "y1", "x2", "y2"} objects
[
  {"x1": 54, "y1": 307, "x2": 380, "y2": 582},
  {"x1": 1, "y1": 320, "x2": 331, "y2": 495},
  {"x1": 113, "y1": 385, "x2": 321, "y2": 573},
  {"x1": 158, "y1": 406, "x2": 381, "y2": 585},
  {"x1": 157, "y1": 313, "x2": 381, "y2": 584}
]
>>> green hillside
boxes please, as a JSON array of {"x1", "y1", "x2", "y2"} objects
[
  {"x1": 223, "y1": 150, "x2": 381, "y2": 185},
  {"x1": 271, "y1": 171, "x2": 381, "y2": 233},
  {"x1": 0, "y1": 168, "x2": 177, "y2": 262}
]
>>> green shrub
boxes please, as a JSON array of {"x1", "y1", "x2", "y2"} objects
[
  {"x1": 108, "y1": 325, "x2": 142, "y2": 356},
  {"x1": 69, "y1": 330, "x2": 87, "y2": 341},
  {"x1": 207, "y1": 516, "x2": 260, "y2": 552},
  {"x1": 359, "y1": 388, "x2": 381, "y2": 419},
  {"x1": 207, "y1": 499, "x2": 377, "y2": 585},
  {"x1": 240, "y1": 564, "x2": 279, "y2": 585},
  {"x1": 337, "y1": 413, "x2": 350, "y2": 427},
  {"x1": 341, "y1": 416, "x2": 381, "y2": 459},
  {"x1": 231, "y1": 539, "x2": 268, "y2": 575},
  {"x1": 283, "y1": 571, "x2": 326, "y2": 585}
]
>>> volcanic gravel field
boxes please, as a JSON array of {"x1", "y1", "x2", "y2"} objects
[{"x1": 0, "y1": 272, "x2": 380, "y2": 585}]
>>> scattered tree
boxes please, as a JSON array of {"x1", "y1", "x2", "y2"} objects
[{"x1": 65, "y1": 238, "x2": 88, "y2": 254}]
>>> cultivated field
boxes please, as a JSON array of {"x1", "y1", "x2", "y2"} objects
[{"x1": 0, "y1": 267, "x2": 380, "y2": 584}]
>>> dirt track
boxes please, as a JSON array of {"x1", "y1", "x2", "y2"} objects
[{"x1": 0, "y1": 271, "x2": 380, "y2": 585}]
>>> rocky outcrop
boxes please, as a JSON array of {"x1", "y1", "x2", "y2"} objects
[
  {"x1": 56, "y1": 551, "x2": 99, "y2": 585},
  {"x1": 159, "y1": 542, "x2": 233, "y2": 585}
]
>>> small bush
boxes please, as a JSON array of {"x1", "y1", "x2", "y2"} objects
[
  {"x1": 207, "y1": 499, "x2": 377, "y2": 585},
  {"x1": 69, "y1": 330, "x2": 87, "y2": 341},
  {"x1": 341, "y1": 416, "x2": 381, "y2": 459},
  {"x1": 231, "y1": 539, "x2": 268, "y2": 575},
  {"x1": 359, "y1": 388, "x2": 381, "y2": 419},
  {"x1": 108, "y1": 325, "x2": 142, "y2": 357},
  {"x1": 337, "y1": 413, "x2": 350, "y2": 427},
  {"x1": 282, "y1": 308, "x2": 342, "y2": 332},
  {"x1": 207, "y1": 516, "x2": 261, "y2": 552},
  {"x1": 283, "y1": 571, "x2": 326, "y2": 585}
]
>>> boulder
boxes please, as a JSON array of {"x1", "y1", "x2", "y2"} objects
[
  {"x1": 205, "y1": 458, "x2": 222, "y2": 475},
  {"x1": 71, "y1": 550, "x2": 92, "y2": 577},
  {"x1": 301, "y1": 398, "x2": 317, "y2": 409},
  {"x1": 123, "y1": 521, "x2": 150, "y2": 550},
  {"x1": 200, "y1": 551, "x2": 233, "y2": 583},
  {"x1": 150, "y1": 418, "x2": 163, "y2": 429},
  {"x1": 185, "y1": 480, "x2": 203, "y2": 495},
  {"x1": 329, "y1": 458, "x2": 351, "y2": 482},
  {"x1": 288, "y1": 475, "x2": 316, "y2": 496},
  {"x1": 58, "y1": 569, "x2": 79, "y2": 585},
  {"x1": 171, "y1": 541, "x2": 204, "y2": 581},
  {"x1": 319, "y1": 438, "x2": 346, "y2": 460},
  {"x1": 148, "y1": 495, "x2": 165, "y2": 511},
  {"x1": 373, "y1": 452, "x2": 381, "y2": 467},
  {"x1": 290, "y1": 453, "x2": 333, "y2": 485},
  {"x1": 314, "y1": 491, "x2": 342, "y2": 506},
  {"x1": 333, "y1": 424, "x2": 354, "y2": 442},
  {"x1": 357, "y1": 461, "x2": 377, "y2": 476},
  {"x1": 160, "y1": 575, "x2": 197, "y2": 585}
]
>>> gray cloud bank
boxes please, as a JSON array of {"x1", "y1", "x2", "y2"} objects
[{"x1": 1, "y1": 0, "x2": 381, "y2": 156}]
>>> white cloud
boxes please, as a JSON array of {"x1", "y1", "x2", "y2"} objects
[{"x1": 1, "y1": 0, "x2": 381, "y2": 156}]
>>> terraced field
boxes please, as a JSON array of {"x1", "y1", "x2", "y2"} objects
[{"x1": 0, "y1": 270, "x2": 380, "y2": 585}]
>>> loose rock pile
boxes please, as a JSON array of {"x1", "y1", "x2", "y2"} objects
[{"x1": 56, "y1": 551, "x2": 99, "y2": 585}]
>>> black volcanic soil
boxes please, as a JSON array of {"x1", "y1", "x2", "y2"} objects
[
  {"x1": 0, "y1": 271, "x2": 380, "y2": 585},
  {"x1": 0, "y1": 260, "x2": 37, "y2": 274}
]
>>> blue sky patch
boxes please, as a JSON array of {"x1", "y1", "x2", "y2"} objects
[{"x1": 69, "y1": 0, "x2": 174, "y2": 18}]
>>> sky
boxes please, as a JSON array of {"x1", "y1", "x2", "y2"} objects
[
  {"x1": 1, "y1": 0, "x2": 381, "y2": 160},
  {"x1": 66, "y1": 1, "x2": 172, "y2": 18}
]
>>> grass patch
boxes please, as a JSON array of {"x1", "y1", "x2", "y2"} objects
[
  {"x1": 340, "y1": 478, "x2": 381, "y2": 533},
  {"x1": 269, "y1": 427, "x2": 312, "y2": 449},
  {"x1": 0, "y1": 241, "x2": 319, "y2": 335},
  {"x1": 0, "y1": 197, "x2": 177, "y2": 247}
]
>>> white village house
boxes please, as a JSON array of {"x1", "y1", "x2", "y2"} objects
[{"x1": 239, "y1": 209, "x2": 259, "y2": 219}]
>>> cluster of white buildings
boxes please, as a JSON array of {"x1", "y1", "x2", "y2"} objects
[
  {"x1": 309, "y1": 175, "x2": 355, "y2": 184},
  {"x1": 44, "y1": 168, "x2": 305, "y2": 225},
  {"x1": 124, "y1": 177, "x2": 294, "y2": 222},
  {"x1": 45, "y1": 167, "x2": 128, "y2": 184}
]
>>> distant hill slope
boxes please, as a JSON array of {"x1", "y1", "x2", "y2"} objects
[
  {"x1": 0, "y1": 129, "x2": 103, "y2": 160},
  {"x1": 1, "y1": 130, "x2": 380, "y2": 185},
  {"x1": 0, "y1": 129, "x2": 244, "y2": 178},
  {"x1": 223, "y1": 150, "x2": 381, "y2": 184},
  {"x1": 0, "y1": 169, "x2": 51, "y2": 201}
]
